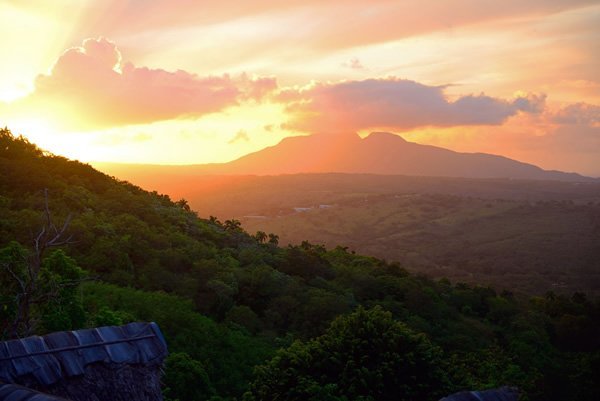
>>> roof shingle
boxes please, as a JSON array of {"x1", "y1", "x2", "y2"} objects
[{"x1": 0, "y1": 322, "x2": 167, "y2": 387}]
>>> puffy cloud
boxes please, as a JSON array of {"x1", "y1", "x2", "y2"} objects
[
  {"x1": 551, "y1": 102, "x2": 600, "y2": 126},
  {"x1": 237, "y1": 73, "x2": 278, "y2": 101},
  {"x1": 280, "y1": 78, "x2": 545, "y2": 132},
  {"x1": 19, "y1": 38, "x2": 276, "y2": 130}
]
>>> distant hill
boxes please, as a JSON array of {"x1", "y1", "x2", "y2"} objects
[
  {"x1": 97, "y1": 132, "x2": 593, "y2": 182},
  {"x1": 105, "y1": 170, "x2": 599, "y2": 296},
  {"x1": 239, "y1": 191, "x2": 600, "y2": 295},
  {"x1": 209, "y1": 132, "x2": 592, "y2": 180},
  {"x1": 82, "y1": 164, "x2": 600, "y2": 295}
]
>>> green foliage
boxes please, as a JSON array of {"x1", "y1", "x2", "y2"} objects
[
  {"x1": 225, "y1": 305, "x2": 263, "y2": 334},
  {"x1": 92, "y1": 306, "x2": 134, "y2": 327},
  {"x1": 246, "y1": 306, "x2": 450, "y2": 401},
  {"x1": 38, "y1": 249, "x2": 87, "y2": 332},
  {"x1": 447, "y1": 348, "x2": 529, "y2": 395},
  {"x1": 163, "y1": 352, "x2": 215, "y2": 401},
  {"x1": 0, "y1": 241, "x2": 28, "y2": 337},
  {"x1": 237, "y1": 186, "x2": 600, "y2": 296},
  {"x1": 1, "y1": 128, "x2": 598, "y2": 400},
  {"x1": 0, "y1": 242, "x2": 86, "y2": 336},
  {"x1": 82, "y1": 282, "x2": 274, "y2": 398}
]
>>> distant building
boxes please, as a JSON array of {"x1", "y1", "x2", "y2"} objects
[
  {"x1": 0, "y1": 322, "x2": 168, "y2": 401},
  {"x1": 293, "y1": 207, "x2": 313, "y2": 212}
]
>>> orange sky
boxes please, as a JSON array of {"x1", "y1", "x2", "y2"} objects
[{"x1": 1, "y1": 0, "x2": 599, "y2": 175}]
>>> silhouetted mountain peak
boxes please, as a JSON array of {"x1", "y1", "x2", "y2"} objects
[
  {"x1": 197, "y1": 132, "x2": 592, "y2": 181},
  {"x1": 276, "y1": 132, "x2": 360, "y2": 147},
  {"x1": 364, "y1": 131, "x2": 408, "y2": 143}
]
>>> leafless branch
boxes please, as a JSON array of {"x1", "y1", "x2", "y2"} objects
[
  {"x1": 43, "y1": 188, "x2": 52, "y2": 230},
  {"x1": 2, "y1": 262, "x2": 26, "y2": 293},
  {"x1": 47, "y1": 213, "x2": 73, "y2": 246},
  {"x1": 6, "y1": 188, "x2": 77, "y2": 338}
]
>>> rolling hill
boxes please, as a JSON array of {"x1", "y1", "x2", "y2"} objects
[
  {"x1": 96, "y1": 132, "x2": 593, "y2": 181},
  {"x1": 239, "y1": 191, "x2": 600, "y2": 295}
]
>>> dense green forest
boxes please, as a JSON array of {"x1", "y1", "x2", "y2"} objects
[
  {"x1": 114, "y1": 171, "x2": 600, "y2": 296},
  {"x1": 240, "y1": 192, "x2": 600, "y2": 295},
  {"x1": 1, "y1": 128, "x2": 598, "y2": 400}
]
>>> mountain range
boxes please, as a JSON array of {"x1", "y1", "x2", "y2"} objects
[{"x1": 97, "y1": 132, "x2": 593, "y2": 181}]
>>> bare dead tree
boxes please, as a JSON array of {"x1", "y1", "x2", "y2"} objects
[{"x1": 8, "y1": 188, "x2": 74, "y2": 337}]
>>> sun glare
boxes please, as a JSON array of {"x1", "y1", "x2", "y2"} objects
[
  {"x1": 8, "y1": 118, "x2": 98, "y2": 163},
  {"x1": 0, "y1": 88, "x2": 30, "y2": 103}
]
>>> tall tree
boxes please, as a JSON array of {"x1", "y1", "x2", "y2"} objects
[
  {"x1": 0, "y1": 189, "x2": 78, "y2": 337},
  {"x1": 245, "y1": 306, "x2": 450, "y2": 401}
]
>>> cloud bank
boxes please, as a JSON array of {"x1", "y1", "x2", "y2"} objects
[
  {"x1": 551, "y1": 102, "x2": 600, "y2": 126},
  {"x1": 19, "y1": 38, "x2": 276, "y2": 129},
  {"x1": 11, "y1": 38, "x2": 592, "y2": 139},
  {"x1": 85, "y1": 0, "x2": 597, "y2": 53},
  {"x1": 280, "y1": 78, "x2": 545, "y2": 132}
]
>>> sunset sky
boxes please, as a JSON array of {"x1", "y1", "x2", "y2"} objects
[{"x1": 1, "y1": 0, "x2": 599, "y2": 175}]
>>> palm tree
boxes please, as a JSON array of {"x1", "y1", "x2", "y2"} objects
[
  {"x1": 254, "y1": 231, "x2": 268, "y2": 244},
  {"x1": 224, "y1": 219, "x2": 242, "y2": 231}
]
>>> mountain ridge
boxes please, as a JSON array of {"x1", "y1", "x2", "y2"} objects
[{"x1": 95, "y1": 132, "x2": 594, "y2": 182}]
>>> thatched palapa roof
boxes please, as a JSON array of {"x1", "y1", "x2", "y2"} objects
[
  {"x1": 440, "y1": 386, "x2": 519, "y2": 401},
  {"x1": 0, "y1": 382, "x2": 69, "y2": 400},
  {"x1": 0, "y1": 322, "x2": 168, "y2": 401}
]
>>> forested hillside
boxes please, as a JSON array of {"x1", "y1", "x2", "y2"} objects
[
  {"x1": 1, "y1": 128, "x2": 598, "y2": 401},
  {"x1": 240, "y1": 192, "x2": 600, "y2": 295},
  {"x1": 94, "y1": 169, "x2": 600, "y2": 295}
]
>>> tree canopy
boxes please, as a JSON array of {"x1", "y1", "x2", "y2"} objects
[{"x1": 246, "y1": 306, "x2": 450, "y2": 401}]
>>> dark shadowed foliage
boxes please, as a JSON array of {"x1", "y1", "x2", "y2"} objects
[{"x1": 245, "y1": 306, "x2": 450, "y2": 401}]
